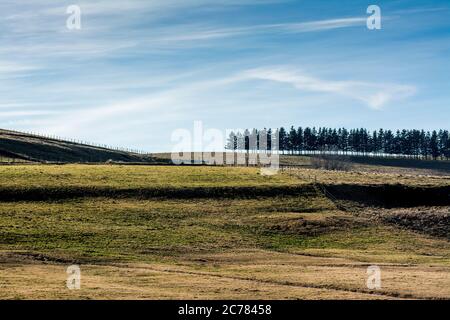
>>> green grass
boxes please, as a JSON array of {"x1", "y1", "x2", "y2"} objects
[
  {"x1": 0, "y1": 165, "x2": 304, "y2": 189},
  {"x1": 1, "y1": 164, "x2": 449, "y2": 193},
  {"x1": 1, "y1": 164, "x2": 450, "y2": 299},
  {"x1": 0, "y1": 196, "x2": 326, "y2": 261},
  {"x1": 1, "y1": 195, "x2": 449, "y2": 265},
  {"x1": 0, "y1": 165, "x2": 449, "y2": 265}
]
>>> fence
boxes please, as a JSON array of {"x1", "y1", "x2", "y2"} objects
[{"x1": 0, "y1": 128, "x2": 148, "y2": 155}]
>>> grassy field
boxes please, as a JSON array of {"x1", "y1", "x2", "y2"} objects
[
  {"x1": 1, "y1": 164, "x2": 449, "y2": 189},
  {"x1": 0, "y1": 165, "x2": 449, "y2": 299},
  {"x1": 152, "y1": 152, "x2": 450, "y2": 176},
  {"x1": 0, "y1": 165, "x2": 301, "y2": 189}
]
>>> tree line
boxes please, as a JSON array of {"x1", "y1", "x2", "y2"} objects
[{"x1": 226, "y1": 127, "x2": 450, "y2": 160}]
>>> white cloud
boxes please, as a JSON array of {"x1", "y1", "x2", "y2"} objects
[
  {"x1": 0, "y1": 61, "x2": 40, "y2": 74},
  {"x1": 36, "y1": 65, "x2": 417, "y2": 140},
  {"x1": 242, "y1": 67, "x2": 416, "y2": 110},
  {"x1": 0, "y1": 1, "x2": 432, "y2": 150},
  {"x1": 277, "y1": 17, "x2": 367, "y2": 33},
  {"x1": 21, "y1": 64, "x2": 417, "y2": 141},
  {"x1": 39, "y1": 74, "x2": 244, "y2": 136},
  {"x1": 0, "y1": 110, "x2": 59, "y2": 117},
  {"x1": 153, "y1": 17, "x2": 367, "y2": 43}
]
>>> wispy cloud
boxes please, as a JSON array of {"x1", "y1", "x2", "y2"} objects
[
  {"x1": 276, "y1": 17, "x2": 367, "y2": 33},
  {"x1": 392, "y1": 6, "x2": 449, "y2": 15},
  {"x1": 152, "y1": 17, "x2": 367, "y2": 43},
  {"x1": 40, "y1": 73, "x2": 245, "y2": 136},
  {"x1": 0, "y1": 61, "x2": 40, "y2": 74},
  {"x1": 0, "y1": 16, "x2": 368, "y2": 59},
  {"x1": 0, "y1": 1, "x2": 322, "y2": 61},
  {"x1": 1, "y1": 0, "x2": 447, "y2": 150},
  {"x1": 37, "y1": 65, "x2": 417, "y2": 138},
  {"x1": 0, "y1": 110, "x2": 60, "y2": 117},
  {"x1": 243, "y1": 67, "x2": 416, "y2": 110}
]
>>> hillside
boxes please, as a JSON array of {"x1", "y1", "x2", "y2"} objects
[
  {"x1": 0, "y1": 129, "x2": 154, "y2": 163},
  {"x1": 0, "y1": 165, "x2": 449, "y2": 299}
]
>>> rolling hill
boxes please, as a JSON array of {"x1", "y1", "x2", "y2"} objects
[
  {"x1": 0, "y1": 165, "x2": 449, "y2": 299},
  {"x1": 0, "y1": 129, "x2": 155, "y2": 163}
]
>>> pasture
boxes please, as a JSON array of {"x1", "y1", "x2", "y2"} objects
[{"x1": 0, "y1": 165, "x2": 449, "y2": 299}]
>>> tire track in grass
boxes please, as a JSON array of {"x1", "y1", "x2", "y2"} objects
[{"x1": 122, "y1": 264, "x2": 427, "y2": 300}]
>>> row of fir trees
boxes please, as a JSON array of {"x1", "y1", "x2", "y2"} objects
[{"x1": 225, "y1": 127, "x2": 450, "y2": 160}]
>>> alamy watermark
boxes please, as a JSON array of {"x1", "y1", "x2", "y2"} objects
[
  {"x1": 66, "y1": 5, "x2": 82, "y2": 30},
  {"x1": 63, "y1": 4, "x2": 379, "y2": 31},
  {"x1": 367, "y1": 5, "x2": 382, "y2": 30},
  {"x1": 66, "y1": 265, "x2": 81, "y2": 290},
  {"x1": 366, "y1": 265, "x2": 382, "y2": 290},
  {"x1": 171, "y1": 121, "x2": 280, "y2": 175}
]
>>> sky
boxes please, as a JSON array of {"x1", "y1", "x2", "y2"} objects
[{"x1": 0, "y1": 0, "x2": 449, "y2": 152}]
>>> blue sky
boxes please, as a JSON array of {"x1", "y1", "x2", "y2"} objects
[{"x1": 0, "y1": 0, "x2": 449, "y2": 151}]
